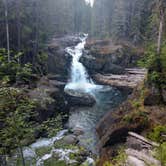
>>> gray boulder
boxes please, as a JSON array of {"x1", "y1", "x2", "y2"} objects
[
  {"x1": 72, "y1": 127, "x2": 84, "y2": 136},
  {"x1": 65, "y1": 89, "x2": 96, "y2": 106},
  {"x1": 62, "y1": 134, "x2": 78, "y2": 145}
]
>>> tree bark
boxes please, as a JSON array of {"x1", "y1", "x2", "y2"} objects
[
  {"x1": 33, "y1": 0, "x2": 39, "y2": 64},
  {"x1": 156, "y1": 0, "x2": 165, "y2": 102},
  {"x1": 4, "y1": 0, "x2": 10, "y2": 62},
  {"x1": 16, "y1": 0, "x2": 21, "y2": 52},
  {"x1": 157, "y1": 2, "x2": 164, "y2": 55}
]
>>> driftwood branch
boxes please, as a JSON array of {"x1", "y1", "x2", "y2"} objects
[{"x1": 128, "y1": 132, "x2": 159, "y2": 147}]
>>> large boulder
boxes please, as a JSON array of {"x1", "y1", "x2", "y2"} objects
[
  {"x1": 80, "y1": 54, "x2": 104, "y2": 72},
  {"x1": 65, "y1": 89, "x2": 96, "y2": 107},
  {"x1": 72, "y1": 127, "x2": 84, "y2": 136},
  {"x1": 62, "y1": 134, "x2": 79, "y2": 145},
  {"x1": 96, "y1": 87, "x2": 148, "y2": 151},
  {"x1": 28, "y1": 76, "x2": 68, "y2": 122},
  {"x1": 81, "y1": 39, "x2": 142, "y2": 74}
]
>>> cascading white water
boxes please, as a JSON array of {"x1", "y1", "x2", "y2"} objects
[{"x1": 65, "y1": 34, "x2": 97, "y2": 92}]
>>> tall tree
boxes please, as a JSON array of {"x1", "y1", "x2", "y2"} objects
[
  {"x1": 16, "y1": 0, "x2": 21, "y2": 52},
  {"x1": 157, "y1": 0, "x2": 165, "y2": 55},
  {"x1": 3, "y1": 0, "x2": 10, "y2": 62}
]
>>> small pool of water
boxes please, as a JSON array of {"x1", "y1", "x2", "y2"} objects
[{"x1": 68, "y1": 85, "x2": 127, "y2": 154}]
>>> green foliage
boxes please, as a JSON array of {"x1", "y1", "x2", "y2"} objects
[
  {"x1": 103, "y1": 161, "x2": 114, "y2": 166},
  {"x1": 34, "y1": 52, "x2": 48, "y2": 76},
  {"x1": 44, "y1": 159, "x2": 67, "y2": 166},
  {"x1": 40, "y1": 115, "x2": 63, "y2": 137},
  {"x1": 138, "y1": 44, "x2": 166, "y2": 90},
  {"x1": 155, "y1": 143, "x2": 166, "y2": 166},
  {"x1": 122, "y1": 86, "x2": 149, "y2": 126},
  {"x1": 54, "y1": 139, "x2": 78, "y2": 150},
  {"x1": 149, "y1": 125, "x2": 166, "y2": 166},
  {"x1": 16, "y1": 63, "x2": 33, "y2": 83},
  {"x1": 137, "y1": 44, "x2": 156, "y2": 68},
  {"x1": 0, "y1": 87, "x2": 37, "y2": 155},
  {"x1": 35, "y1": 146, "x2": 52, "y2": 158},
  {"x1": 0, "y1": 49, "x2": 35, "y2": 85},
  {"x1": 148, "y1": 125, "x2": 166, "y2": 143},
  {"x1": 122, "y1": 111, "x2": 148, "y2": 126}
]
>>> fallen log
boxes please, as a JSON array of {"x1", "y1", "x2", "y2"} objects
[{"x1": 128, "y1": 132, "x2": 159, "y2": 147}]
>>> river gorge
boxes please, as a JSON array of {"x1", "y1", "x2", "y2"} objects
[{"x1": 7, "y1": 34, "x2": 146, "y2": 166}]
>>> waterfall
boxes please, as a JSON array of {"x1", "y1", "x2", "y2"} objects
[{"x1": 65, "y1": 34, "x2": 97, "y2": 92}]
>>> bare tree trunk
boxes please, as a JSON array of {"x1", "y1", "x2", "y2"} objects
[
  {"x1": 156, "y1": 0, "x2": 165, "y2": 103},
  {"x1": 16, "y1": 0, "x2": 21, "y2": 52},
  {"x1": 16, "y1": 0, "x2": 21, "y2": 64},
  {"x1": 157, "y1": 5, "x2": 164, "y2": 55},
  {"x1": 4, "y1": 0, "x2": 10, "y2": 62},
  {"x1": 33, "y1": 0, "x2": 39, "y2": 64}
]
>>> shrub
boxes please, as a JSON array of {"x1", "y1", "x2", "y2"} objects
[{"x1": 148, "y1": 125, "x2": 166, "y2": 143}]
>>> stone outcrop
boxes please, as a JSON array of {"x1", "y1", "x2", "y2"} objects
[
  {"x1": 48, "y1": 35, "x2": 81, "y2": 79},
  {"x1": 28, "y1": 76, "x2": 68, "y2": 122},
  {"x1": 96, "y1": 84, "x2": 149, "y2": 152},
  {"x1": 80, "y1": 39, "x2": 143, "y2": 74},
  {"x1": 125, "y1": 132, "x2": 160, "y2": 166},
  {"x1": 94, "y1": 68, "x2": 147, "y2": 90},
  {"x1": 62, "y1": 134, "x2": 79, "y2": 145},
  {"x1": 96, "y1": 102, "x2": 143, "y2": 150}
]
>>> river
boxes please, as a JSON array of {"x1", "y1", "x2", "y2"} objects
[{"x1": 65, "y1": 34, "x2": 127, "y2": 153}]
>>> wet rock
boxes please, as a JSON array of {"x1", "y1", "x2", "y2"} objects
[
  {"x1": 65, "y1": 89, "x2": 96, "y2": 107},
  {"x1": 48, "y1": 35, "x2": 81, "y2": 77},
  {"x1": 62, "y1": 134, "x2": 79, "y2": 145},
  {"x1": 103, "y1": 63, "x2": 125, "y2": 74},
  {"x1": 72, "y1": 127, "x2": 84, "y2": 136},
  {"x1": 80, "y1": 54, "x2": 104, "y2": 72}
]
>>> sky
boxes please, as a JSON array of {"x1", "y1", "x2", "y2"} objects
[{"x1": 85, "y1": 0, "x2": 94, "y2": 7}]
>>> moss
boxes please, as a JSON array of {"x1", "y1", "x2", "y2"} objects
[
  {"x1": 44, "y1": 158, "x2": 67, "y2": 166},
  {"x1": 147, "y1": 125, "x2": 166, "y2": 143},
  {"x1": 35, "y1": 146, "x2": 52, "y2": 157},
  {"x1": 122, "y1": 85, "x2": 149, "y2": 127},
  {"x1": 54, "y1": 139, "x2": 78, "y2": 150},
  {"x1": 155, "y1": 142, "x2": 166, "y2": 166}
]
